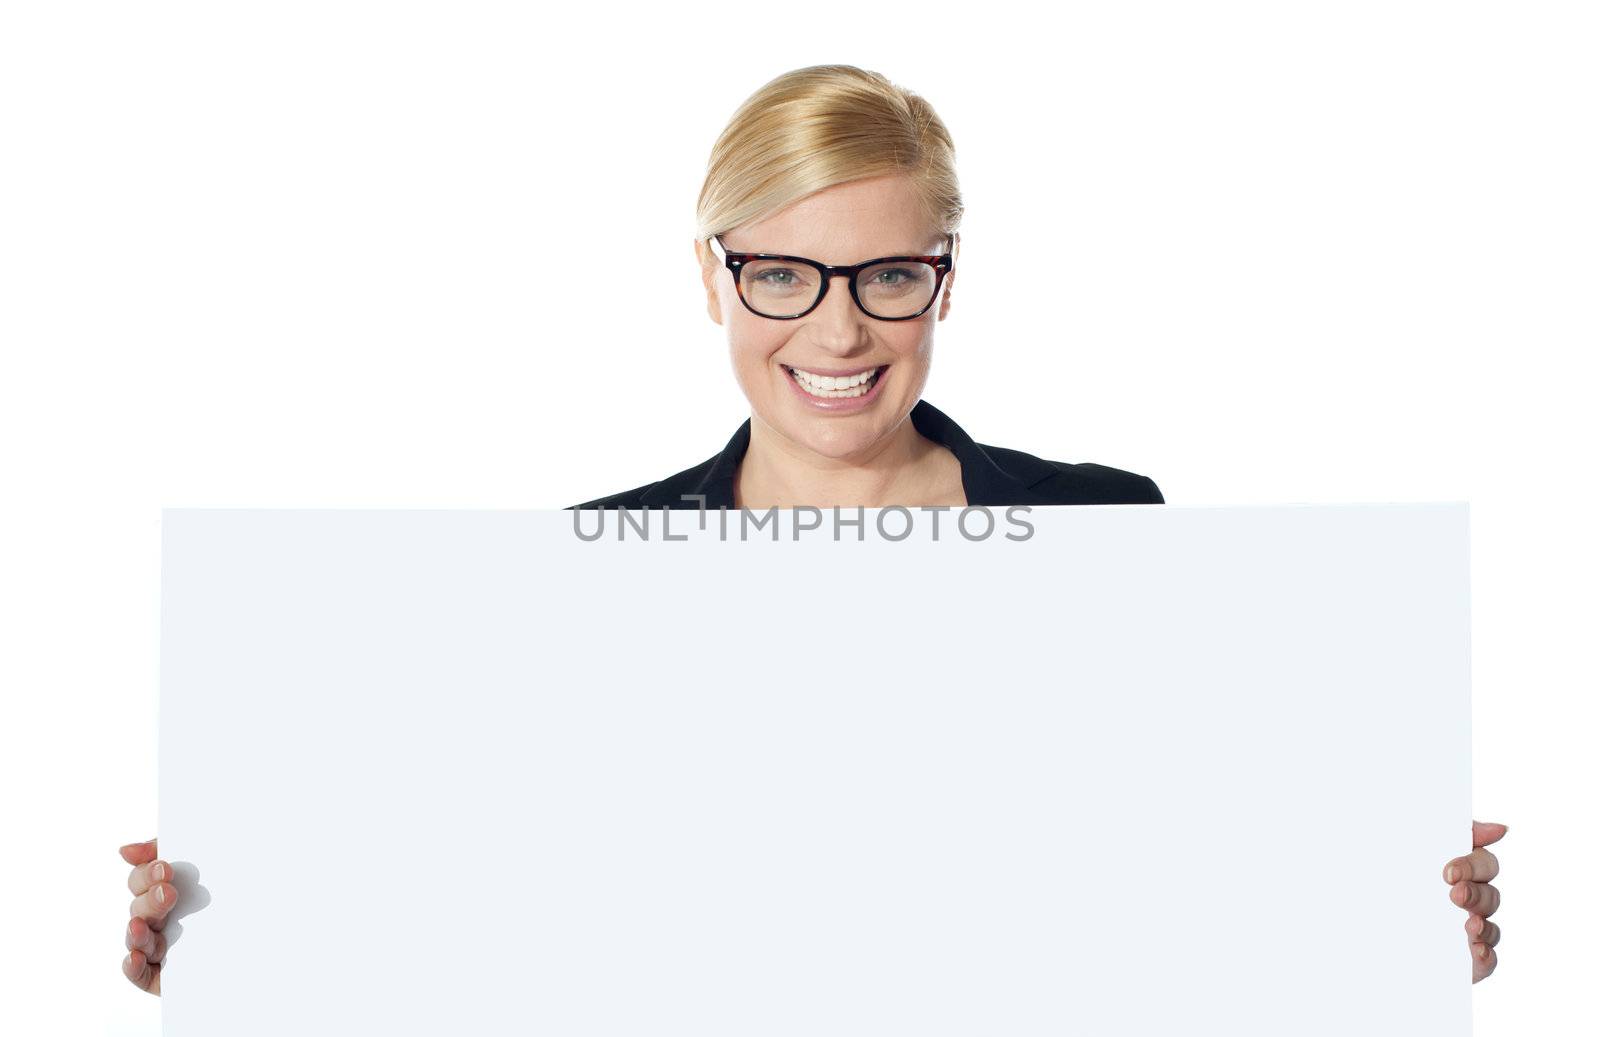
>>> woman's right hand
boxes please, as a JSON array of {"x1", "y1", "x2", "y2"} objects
[{"x1": 120, "y1": 838, "x2": 175, "y2": 995}]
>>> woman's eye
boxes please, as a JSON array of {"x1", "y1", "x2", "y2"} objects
[{"x1": 869, "y1": 267, "x2": 921, "y2": 286}]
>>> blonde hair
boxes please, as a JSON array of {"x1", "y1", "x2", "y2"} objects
[{"x1": 695, "y1": 64, "x2": 963, "y2": 246}]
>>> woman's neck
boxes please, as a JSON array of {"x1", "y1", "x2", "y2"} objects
[{"x1": 734, "y1": 412, "x2": 967, "y2": 509}]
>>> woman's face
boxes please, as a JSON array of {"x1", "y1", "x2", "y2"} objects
[{"x1": 697, "y1": 174, "x2": 957, "y2": 463}]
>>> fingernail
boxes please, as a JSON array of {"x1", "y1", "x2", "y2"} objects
[
  {"x1": 151, "y1": 863, "x2": 164, "y2": 882},
  {"x1": 1476, "y1": 943, "x2": 1489, "y2": 960},
  {"x1": 1446, "y1": 865, "x2": 1461, "y2": 883},
  {"x1": 154, "y1": 885, "x2": 166, "y2": 904}
]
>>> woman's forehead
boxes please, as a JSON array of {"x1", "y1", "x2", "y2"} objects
[{"x1": 724, "y1": 176, "x2": 946, "y2": 259}]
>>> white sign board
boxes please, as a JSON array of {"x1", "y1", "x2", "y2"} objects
[{"x1": 159, "y1": 504, "x2": 1471, "y2": 1035}]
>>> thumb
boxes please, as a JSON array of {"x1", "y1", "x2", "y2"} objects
[
  {"x1": 120, "y1": 838, "x2": 158, "y2": 866},
  {"x1": 1471, "y1": 820, "x2": 1508, "y2": 848}
]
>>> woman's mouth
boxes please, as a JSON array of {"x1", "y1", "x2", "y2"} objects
[{"x1": 782, "y1": 364, "x2": 885, "y2": 400}]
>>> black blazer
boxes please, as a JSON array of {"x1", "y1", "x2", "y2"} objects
[{"x1": 568, "y1": 398, "x2": 1163, "y2": 510}]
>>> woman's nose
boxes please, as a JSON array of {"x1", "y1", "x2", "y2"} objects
[{"x1": 805, "y1": 274, "x2": 872, "y2": 349}]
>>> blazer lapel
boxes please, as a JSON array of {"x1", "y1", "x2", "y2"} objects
[
  {"x1": 908, "y1": 399, "x2": 1059, "y2": 506},
  {"x1": 635, "y1": 421, "x2": 747, "y2": 509}
]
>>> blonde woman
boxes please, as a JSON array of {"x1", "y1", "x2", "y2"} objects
[
  {"x1": 121, "y1": 64, "x2": 1507, "y2": 994},
  {"x1": 568, "y1": 70, "x2": 1157, "y2": 512}
]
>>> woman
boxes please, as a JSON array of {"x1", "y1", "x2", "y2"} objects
[
  {"x1": 568, "y1": 73, "x2": 1158, "y2": 513},
  {"x1": 121, "y1": 63, "x2": 1507, "y2": 994}
]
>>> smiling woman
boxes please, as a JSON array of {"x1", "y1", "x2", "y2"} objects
[{"x1": 567, "y1": 64, "x2": 1163, "y2": 513}]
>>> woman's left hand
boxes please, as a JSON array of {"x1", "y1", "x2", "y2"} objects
[{"x1": 1443, "y1": 819, "x2": 1506, "y2": 982}]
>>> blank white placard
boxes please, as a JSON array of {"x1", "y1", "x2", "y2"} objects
[{"x1": 158, "y1": 504, "x2": 1470, "y2": 1035}]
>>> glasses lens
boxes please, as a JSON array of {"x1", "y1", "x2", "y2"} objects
[
  {"x1": 739, "y1": 260, "x2": 822, "y2": 318},
  {"x1": 856, "y1": 260, "x2": 938, "y2": 318}
]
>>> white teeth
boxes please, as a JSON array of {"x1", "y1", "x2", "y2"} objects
[{"x1": 787, "y1": 365, "x2": 881, "y2": 398}]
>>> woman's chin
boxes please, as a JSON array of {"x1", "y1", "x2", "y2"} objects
[{"x1": 770, "y1": 404, "x2": 905, "y2": 461}]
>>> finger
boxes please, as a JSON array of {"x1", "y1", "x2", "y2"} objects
[
  {"x1": 1470, "y1": 940, "x2": 1497, "y2": 983},
  {"x1": 130, "y1": 880, "x2": 178, "y2": 930},
  {"x1": 1464, "y1": 915, "x2": 1502, "y2": 949},
  {"x1": 1443, "y1": 846, "x2": 1500, "y2": 884},
  {"x1": 128, "y1": 859, "x2": 171, "y2": 897},
  {"x1": 126, "y1": 916, "x2": 170, "y2": 964},
  {"x1": 123, "y1": 948, "x2": 162, "y2": 995},
  {"x1": 119, "y1": 839, "x2": 158, "y2": 866},
  {"x1": 1450, "y1": 879, "x2": 1501, "y2": 917},
  {"x1": 1472, "y1": 820, "x2": 1508, "y2": 848}
]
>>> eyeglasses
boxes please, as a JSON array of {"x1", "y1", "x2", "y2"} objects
[{"x1": 709, "y1": 234, "x2": 955, "y2": 321}]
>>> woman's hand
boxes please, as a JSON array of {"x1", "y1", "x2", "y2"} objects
[
  {"x1": 120, "y1": 837, "x2": 175, "y2": 995},
  {"x1": 1443, "y1": 820, "x2": 1506, "y2": 983}
]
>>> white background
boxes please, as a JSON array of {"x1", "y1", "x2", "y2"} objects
[{"x1": 0, "y1": 1, "x2": 1594, "y2": 1033}]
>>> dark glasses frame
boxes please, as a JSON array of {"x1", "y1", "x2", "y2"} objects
[{"x1": 709, "y1": 233, "x2": 955, "y2": 321}]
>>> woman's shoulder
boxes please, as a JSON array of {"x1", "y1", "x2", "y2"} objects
[
  {"x1": 910, "y1": 399, "x2": 1161, "y2": 506},
  {"x1": 977, "y1": 441, "x2": 1164, "y2": 505},
  {"x1": 567, "y1": 482, "x2": 664, "y2": 510},
  {"x1": 566, "y1": 454, "x2": 723, "y2": 511}
]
